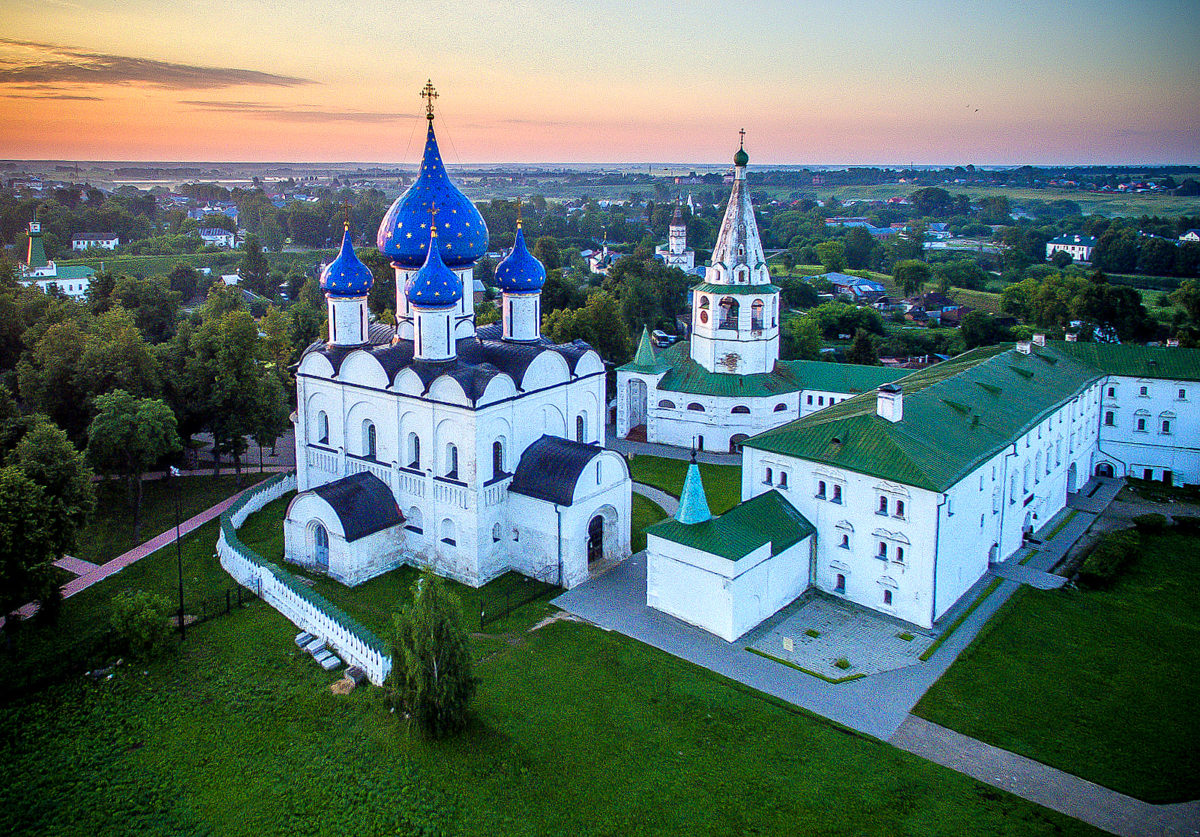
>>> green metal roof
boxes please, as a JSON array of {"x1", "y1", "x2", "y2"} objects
[
  {"x1": 26, "y1": 232, "x2": 47, "y2": 269},
  {"x1": 647, "y1": 341, "x2": 908, "y2": 398},
  {"x1": 52, "y1": 265, "x2": 95, "y2": 280},
  {"x1": 1051, "y1": 341, "x2": 1200, "y2": 382},
  {"x1": 692, "y1": 282, "x2": 781, "y2": 296},
  {"x1": 620, "y1": 327, "x2": 670, "y2": 374},
  {"x1": 647, "y1": 489, "x2": 814, "y2": 562},
  {"x1": 743, "y1": 343, "x2": 1111, "y2": 493}
]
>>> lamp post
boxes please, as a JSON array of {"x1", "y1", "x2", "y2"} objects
[{"x1": 171, "y1": 466, "x2": 185, "y2": 640}]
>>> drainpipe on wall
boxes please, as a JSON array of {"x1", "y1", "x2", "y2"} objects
[
  {"x1": 555, "y1": 503, "x2": 564, "y2": 587},
  {"x1": 931, "y1": 492, "x2": 948, "y2": 627},
  {"x1": 996, "y1": 443, "x2": 1018, "y2": 561}
]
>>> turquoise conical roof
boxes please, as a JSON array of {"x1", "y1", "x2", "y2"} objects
[{"x1": 675, "y1": 461, "x2": 712, "y2": 525}]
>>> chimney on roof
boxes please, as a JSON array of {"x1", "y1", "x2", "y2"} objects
[
  {"x1": 1033, "y1": 333, "x2": 1046, "y2": 347},
  {"x1": 1065, "y1": 332, "x2": 1078, "y2": 342},
  {"x1": 877, "y1": 383, "x2": 903, "y2": 423},
  {"x1": 1016, "y1": 340, "x2": 1032, "y2": 354},
  {"x1": 1167, "y1": 338, "x2": 1180, "y2": 348}
]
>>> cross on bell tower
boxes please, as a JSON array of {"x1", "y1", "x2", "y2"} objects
[
  {"x1": 421, "y1": 80, "x2": 438, "y2": 121},
  {"x1": 739, "y1": 127, "x2": 745, "y2": 149}
]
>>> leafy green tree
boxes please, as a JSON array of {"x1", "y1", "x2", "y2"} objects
[
  {"x1": 1050, "y1": 250, "x2": 1074, "y2": 269},
  {"x1": 542, "y1": 291, "x2": 630, "y2": 364},
  {"x1": 933, "y1": 259, "x2": 988, "y2": 291},
  {"x1": 894, "y1": 260, "x2": 932, "y2": 297},
  {"x1": 238, "y1": 234, "x2": 270, "y2": 296},
  {"x1": 816, "y1": 240, "x2": 846, "y2": 273},
  {"x1": 845, "y1": 329, "x2": 878, "y2": 365},
  {"x1": 77, "y1": 309, "x2": 163, "y2": 403},
  {"x1": 110, "y1": 588, "x2": 173, "y2": 660},
  {"x1": 260, "y1": 305, "x2": 294, "y2": 380},
  {"x1": 16, "y1": 319, "x2": 89, "y2": 439},
  {"x1": 11, "y1": 418, "x2": 95, "y2": 558},
  {"x1": 1169, "y1": 279, "x2": 1200, "y2": 323},
  {"x1": 385, "y1": 572, "x2": 476, "y2": 738},
  {"x1": 842, "y1": 226, "x2": 878, "y2": 270},
  {"x1": 112, "y1": 275, "x2": 181, "y2": 343},
  {"x1": 959, "y1": 310, "x2": 1007, "y2": 349},
  {"x1": 87, "y1": 390, "x2": 181, "y2": 538},
  {"x1": 532, "y1": 236, "x2": 562, "y2": 271},
  {"x1": 260, "y1": 214, "x2": 285, "y2": 252},
  {"x1": 0, "y1": 467, "x2": 58, "y2": 623},
  {"x1": 474, "y1": 301, "x2": 500, "y2": 326},
  {"x1": 781, "y1": 316, "x2": 821, "y2": 360},
  {"x1": 167, "y1": 263, "x2": 203, "y2": 301}
]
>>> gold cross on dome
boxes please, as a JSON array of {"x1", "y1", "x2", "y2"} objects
[
  {"x1": 421, "y1": 79, "x2": 438, "y2": 120},
  {"x1": 739, "y1": 127, "x2": 745, "y2": 148}
]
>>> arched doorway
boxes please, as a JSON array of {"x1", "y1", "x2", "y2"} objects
[
  {"x1": 587, "y1": 515, "x2": 604, "y2": 565},
  {"x1": 1095, "y1": 462, "x2": 1114, "y2": 478},
  {"x1": 627, "y1": 379, "x2": 647, "y2": 433},
  {"x1": 312, "y1": 523, "x2": 329, "y2": 570},
  {"x1": 1066, "y1": 462, "x2": 1078, "y2": 493},
  {"x1": 730, "y1": 433, "x2": 749, "y2": 453},
  {"x1": 1022, "y1": 511, "x2": 1034, "y2": 541}
]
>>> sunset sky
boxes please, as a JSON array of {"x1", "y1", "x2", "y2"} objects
[{"x1": 0, "y1": 0, "x2": 1197, "y2": 165}]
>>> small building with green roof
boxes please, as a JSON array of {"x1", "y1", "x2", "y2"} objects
[
  {"x1": 18, "y1": 221, "x2": 95, "y2": 300},
  {"x1": 646, "y1": 460, "x2": 815, "y2": 641}
]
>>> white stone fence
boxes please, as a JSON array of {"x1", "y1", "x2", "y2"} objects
[{"x1": 217, "y1": 472, "x2": 393, "y2": 685}]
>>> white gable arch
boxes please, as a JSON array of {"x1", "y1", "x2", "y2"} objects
[
  {"x1": 477, "y1": 374, "x2": 518, "y2": 407},
  {"x1": 522, "y1": 351, "x2": 571, "y2": 391},
  {"x1": 573, "y1": 350, "x2": 604, "y2": 378},
  {"x1": 298, "y1": 352, "x2": 335, "y2": 378},
  {"x1": 392, "y1": 368, "x2": 424, "y2": 396},
  {"x1": 339, "y1": 351, "x2": 389, "y2": 389},
  {"x1": 428, "y1": 375, "x2": 471, "y2": 406}
]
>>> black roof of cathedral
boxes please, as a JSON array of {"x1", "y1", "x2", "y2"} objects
[
  {"x1": 301, "y1": 327, "x2": 597, "y2": 406},
  {"x1": 508, "y1": 435, "x2": 603, "y2": 507},
  {"x1": 310, "y1": 472, "x2": 403, "y2": 542}
]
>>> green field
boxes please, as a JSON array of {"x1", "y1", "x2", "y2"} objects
[
  {"x1": 0, "y1": 496, "x2": 1099, "y2": 836},
  {"x1": 76, "y1": 475, "x2": 247, "y2": 565},
  {"x1": 628, "y1": 454, "x2": 742, "y2": 514},
  {"x1": 57, "y1": 249, "x2": 336, "y2": 279},
  {"x1": 915, "y1": 528, "x2": 1200, "y2": 803}
]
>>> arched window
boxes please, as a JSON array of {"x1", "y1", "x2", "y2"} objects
[
  {"x1": 779, "y1": 472, "x2": 788, "y2": 488},
  {"x1": 895, "y1": 500, "x2": 905, "y2": 518},
  {"x1": 896, "y1": 547, "x2": 904, "y2": 563},
  {"x1": 362, "y1": 420, "x2": 376, "y2": 459},
  {"x1": 576, "y1": 414, "x2": 586, "y2": 442},
  {"x1": 316, "y1": 411, "x2": 329, "y2": 445},
  {"x1": 771, "y1": 295, "x2": 777, "y2": 327},
  {"x1": 445, "y1": 443, "x2": 459, "y2": 480},
  {"x1": 658, "y1": 400, "x2": 676, "y2": 409},
  {"x1": 408, "y1": 433, "x2": 421, "y2": 469},
  {"x1": 878, "y1": 496, "x2": 888, "y2": 514},
  {"x1": 440, "y1": 518, "x2": 456, "y2": 546},
  {"x1": 697, "y1": 295, "x2": 710, "y2": 325},
  {"x1": 839, "y1": 534, "x2": 849, "y2": 548},
  {"x1": 731, "y1": 405, "x2": 750, "y2": 414},
  {"x1": 817, "y1": 480, "x2": 827, "y2": 498},
  {"x1": 832, "y1": 484, "x2": 842, "y2": 503},
  {"x1": 883, "y1": 589, "x2": 893, "y2": 606},
  {"x1": 1023, "y1": 463, "x2": 1030, "y2": 492},
  {"x1": 1104, "y1": 411, "x2": 1114, "y2": 426},
  {"x1": 1034, "y1": 452, "x2": 1042, "y2": 483},
  {"x1": 877, "y1": 542, "x2": 887, "y2": 558},
  {"x1": 835, "y1": 573, "x2": 846, "y2": 593},
  {"x1": 765, "y1": 467, "x2": 773, "y2": 484},
  {"x1": 405, "y1": 506, "x2": 423, "y2": 534},
  {"x1": 492, "y1": 522, "x2": 502, "y2": 542},
  {"x1": 493, "y1": 440, "x2": 505, "y2": 477},
  {"x1": 718, "y1": 297, "x2": 739, "y2": 330},
  {"x1": 1162, "y1": 419, "x2": 1172, "y2": 434},
  {"x1": 687, "y1": 403, "x2": 704, "y2": 412},
  {"x1": 751, "y1": 299, "x2": 764, "y2": 331},
  {"x1": 774, "y1": 403, "x2": 787, "y2": 412}
]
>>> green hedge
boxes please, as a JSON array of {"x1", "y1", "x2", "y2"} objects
[
  {"x1": 1077, "y1": 529, "x2": 1141, "y2": 589},
  {"x1": 1131, "y1": 513, "x2": 1170, "y2": 533}
]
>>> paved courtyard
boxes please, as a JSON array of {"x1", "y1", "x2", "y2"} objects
[{"x1": 747, "y1": 595, "x2": 934, "y2": 680}]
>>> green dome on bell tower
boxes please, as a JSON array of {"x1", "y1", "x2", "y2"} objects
[{"x1": 733, "y1": 128, "x2": 749, "y2": 167}]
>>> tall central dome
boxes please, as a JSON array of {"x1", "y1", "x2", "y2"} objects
[{"x1": 376, "y1": 89, "x2": 488, "y2": 269}]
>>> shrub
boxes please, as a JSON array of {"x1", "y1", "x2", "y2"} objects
[
  {"x1": 110, "y1": 588, "x2": 174, "y2": 660},
  {"x1": 834, "y1": 657, "x2": 851, "y2": 670},
  {"x1": 1131, "y1": 513, "x2": 1170, "y2": 533},
  {"x1": 805, "y1": 629, "x2": 820, "y2": 638},
  {"x1": 386, "y1": 572, "x2": 477, "y2": 739},
  {"x1": 1077, "y1": 529, "x2": 1141, "y2": 589},
  {"x1": 1173, "y1": 515, "x2": 1200, "y2": 534}
]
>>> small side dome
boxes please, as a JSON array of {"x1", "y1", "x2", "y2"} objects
[
  {"x1": 376, "y1": 118, "x2": 488, "y2": 268},
  {"x1": 495, "y1": 224, "x2": 546, "y2": 293},
  {"x1": 407, "y1": 224, "x2": 462, "y2": 308},
  {"x1": 321, "y1": 226, "x2": 373, "y2": 297}
]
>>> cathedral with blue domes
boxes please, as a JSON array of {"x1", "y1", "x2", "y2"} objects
[{"x1": 284, "y1": 84, "x2": 631, "y2": 589}]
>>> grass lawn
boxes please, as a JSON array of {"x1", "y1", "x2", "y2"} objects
[
  {"x1": 915, "y1": 528, "x2": 1200, "y2": 803},
  {"x1": 0, "y1": 500, "x2": 1099, "y2": 835},
  {"x1": 76, "y1": 475, "x2": 249, "y2": 565},
  {"x1": 630, "y1": 493, "x2": 667, "y2": 553},
  {"x1": 628, "y1": 454, "x2": 742, "y2": 514}
]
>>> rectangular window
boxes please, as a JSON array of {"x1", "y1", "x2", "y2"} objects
[
  {"x1": 807, "y1": 395, "x2": 813, "y2": 405},
  {"x1": 1139, "y1": 386, "x2": 1148, "y2": 397},
  {"x1": 1107, "y1": 387, "x2": 1115, "y2": 397},
  {"x1": 1104, "y1": 412, "x2": 1114, "y2": 426},
  {"x1": 1137, "y1": 418, "x2": 1146, "y2": 432},
  {"x1": 877, "y1": 542, "x2": 887, "y2": 559},
  {"x1": 878, "y1": 496, "x2": 888, "y2": 515},
  {"x1": 1179, "y1": 389, "x2": 1186, "y2": 400},
  {"x1": 818, "y1": 396, "x2": 825, "y2": 406},
  {"x1": 895, "y1": 500, "x2": 905, "y2": 518},
  {"x1": 816, "y1": 480, "x2": 826, "y2": 498},
  {"x1": 883, "y1": 589, "x2": 893, "y2": 606},
  {"x1": 1162, "y1": 420, "x2": 1171, "y2": 434}
]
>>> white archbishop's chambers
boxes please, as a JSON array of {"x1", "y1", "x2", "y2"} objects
[
  {"x1": 284, "y1": 91, "x2": 630, "y2": 591},
  {"x1": 647, "y1": 338, "x2": 1200, "y2": 640}
]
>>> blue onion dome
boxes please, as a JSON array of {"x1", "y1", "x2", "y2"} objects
[
  {"x1": 494, "y1": 223, "x2": 546, "y2": 293},
  {"x1": 406, "y1": 221, "x2": 462, "y2": 308},
  {"x1": 321, "y1": 225, "x2": 374, "y2": 297},
  {"x1": 376, "y1": 119, "x2": 488, "y2": 268}
]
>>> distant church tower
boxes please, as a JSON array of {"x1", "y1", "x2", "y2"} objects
[
  {"x1": 688, "y1": 131, "x2": 779, "y2": 375},
  {"x1": 656, "y1": 204, "x2": 694, "y2": 270}
]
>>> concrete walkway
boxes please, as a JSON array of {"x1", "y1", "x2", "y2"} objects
[
  {"x1": 632, "y1": 482, "x2": 679, "y2": 516},
  {"x1": 53, "y1": 556, "x2": 100, "y2": 576},
  {"x1": 4, "y1": 478, "x2": 269, "y2": 625},
  {"x1": 891, "y1": 716, "x2": 1200, "y2": 837},
  {"x1": 992, "y1": 561, "x2": 1068, "y2": 589}
]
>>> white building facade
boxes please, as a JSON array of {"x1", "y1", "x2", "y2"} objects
[
  {"x1": 654, "y1": 205, "x2": 695, "y2": 270},
  {"x1": 648, "y1": 338, "x2": 1199, "y2": 639},
  {"x1": 285, "y1": 107, "x2": 631, "y2": 591},
  {"x1": 71, "y1": 233, "x2": 119, "y2": 251},
  {"x1": 616, "y1": 137, "x2": 906, "y2": 453}
]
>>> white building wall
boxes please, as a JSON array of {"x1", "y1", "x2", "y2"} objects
[{"x1": 1097, "y1": 376, "x2": 1200, "y2": 485}]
